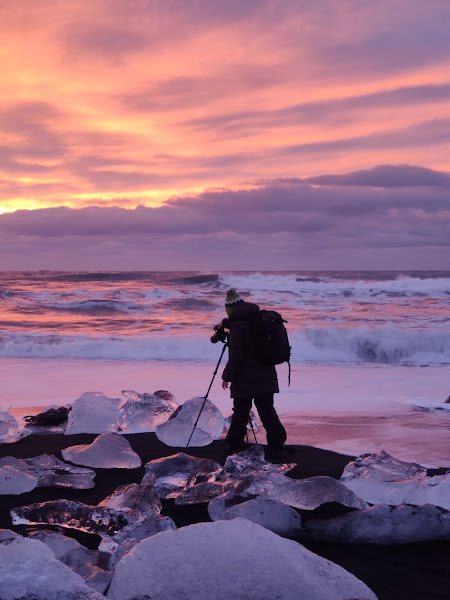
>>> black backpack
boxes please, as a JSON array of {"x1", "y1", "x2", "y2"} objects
[{"x1": 251, "y1": 310, "x2": 291, "y2": 384}]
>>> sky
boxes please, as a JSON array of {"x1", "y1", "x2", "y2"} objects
[{"x1": 0, "y1": 0, "x2": 449, "y2": 270}]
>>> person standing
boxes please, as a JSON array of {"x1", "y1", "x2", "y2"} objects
[{"x1": 220, "y1": 289, "x2": 287, "y2": 458}]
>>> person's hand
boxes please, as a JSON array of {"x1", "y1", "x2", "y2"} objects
[{"x1": 222, "y1": 380, "x2": 229, "y2": 390}]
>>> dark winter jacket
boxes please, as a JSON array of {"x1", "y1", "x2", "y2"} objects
[{"x1": 221, "y1": 301, "x2": 279, "y2": 398}]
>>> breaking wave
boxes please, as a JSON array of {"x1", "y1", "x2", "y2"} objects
[
  {"x1": 219, "y1": 273, "x2": 450, "y2": 298},
  {"x1": 1, "y1": 326, "x2": 449, "y2": 365}
]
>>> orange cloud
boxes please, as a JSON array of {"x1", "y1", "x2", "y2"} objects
[{"x1": 1, "y1": 1, "x2": 450, "y2": 214}]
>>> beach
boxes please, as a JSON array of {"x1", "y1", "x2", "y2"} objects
[
  {"x1": 1, "y1": 431, "x2": 449, "y2": 600},
  {"x1": 1, "y1": 271, "x2": 450, "y2": 598}
]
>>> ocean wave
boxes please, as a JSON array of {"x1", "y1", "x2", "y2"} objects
[
  {"x1": 1, "y1": 327, "x2": 449, "y2": 365},
  {"x1": 169, "y1": 274, "x2": 219, "y2": 285},
  {"x1": 219, "y1": 273, "x2": 450, "y2": 298},
  {"x1": 45, "y1": 271, "x2": 160, "y2": 283}
]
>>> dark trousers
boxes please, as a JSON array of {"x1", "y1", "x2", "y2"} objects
[{"x1": 225, "y1": 394, "x2": 287, "y2": 450}]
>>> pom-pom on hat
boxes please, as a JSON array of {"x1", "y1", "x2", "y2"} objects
[{"x1": 225, "y1": 289, "x2": 243, "y2": 306}]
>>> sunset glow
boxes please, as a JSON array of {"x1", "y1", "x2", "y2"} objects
[{"x1": 1, "y1": 1, "x2": 449, "y2": 269}]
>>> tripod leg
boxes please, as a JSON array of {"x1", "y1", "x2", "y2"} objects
[
  {"x1": 186, "y1": 342, "x2": 228, "y2": 448},
  {"x1": 248, "y1": 416, "x2": 258, "y2": 444}
]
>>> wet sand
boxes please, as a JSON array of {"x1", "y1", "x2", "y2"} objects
[{"x1": 1, "y1": 432, "x2": 449, "y2": 600}]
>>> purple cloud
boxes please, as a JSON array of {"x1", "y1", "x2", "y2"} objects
[
  {"x1": 304, "y1": 165, "x2": 450, "y2": 188},
  {"x1": 1, "y1": 173, "x2": 448, "y2": 248},
  {"x1": 181, "y1": 83, "x2": 450, "y2": 134}
]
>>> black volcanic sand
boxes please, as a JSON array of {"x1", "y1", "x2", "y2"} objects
[{"x1": 1, "y1": 433, "x2": 449, "y2": 600}]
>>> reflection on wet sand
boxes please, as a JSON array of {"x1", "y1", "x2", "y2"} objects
[{"x1": 281, "y1": 410, "x2": 450, "y2": 468}]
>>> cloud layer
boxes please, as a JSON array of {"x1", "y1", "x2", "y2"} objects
[
  {"x1": 1, "y1": 165, "x2": 448, "y2": 269},
  {"x1": 1, "y1": 2, "x2": 449, "y2": 268},
  {"x1": 1, "y1": 1, "x2": 450, "y2": 215}
]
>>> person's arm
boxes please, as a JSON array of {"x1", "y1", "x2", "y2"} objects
[{"x1": 221, "y1": 322, "x2": 245, "y2": 384}]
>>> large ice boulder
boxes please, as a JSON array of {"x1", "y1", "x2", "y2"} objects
[
  {"x1": 0, "y1": 533, "x2": 104, "y2": 600},
  {"x1": 245, "y1": 472, "x2": 369, "y2": 510},
  {"x1": 62, "y1": 433, "x2": 141, "y2": 469},
  {"x1": 208, "y1": 492, "x2": 303, "y2": 536},
  {"x1": 303, "y1": 503, "x2": 450, "y2": 544},
  {"x1": 119, "y1": 389, "x2": 178, "y2": 432},
  {"x1": 155, "y1": 397, "x2": 224, "y2": 447},
  {"x1": 65, "y1": 392, "x2": 121, "y2": 435},
  {"x1": 0, "y1": 406, "x2": 29, "y2": 443},
  {"x1": 341, "y1": 450, "x2": 450, "y2": 509},
  {"x1": 0, "y1": 454, "x2": 95, "y2": 489},
  {"x1": 0, "y1": 465, "x2": 38, "y2": 495},
  {"x1": 142, "y1": 452, "x2": 222, "y2": 498},
  {"x1": 106, "y1": 518, "x2": 377, "y2": 600}
]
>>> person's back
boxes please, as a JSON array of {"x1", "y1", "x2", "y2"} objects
[{"x1": 221, "y1": 289, "x2": 286, "y2": 458}]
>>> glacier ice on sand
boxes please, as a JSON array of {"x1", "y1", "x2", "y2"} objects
[
  {"x1": 118, "y1": 389, "x2": 178, "y2": 433},
  {"x1": 341, "y1": 450, "x2": 450, "y2": 509},
  {"x1": 62, "y1": 433, "x2": 141, "y2": 469},
  {"x1": 303, "y1": 502, "x2": 450, "y2": 544},
  {"x1": 0, "y1": 454, "x2": 95, "y2": 490},
  {"x1": 28, "y1": 530, "x2": 113, "y2": 594},
  {"x1": 142, "y1": 452, "x2": 222, "y2": 498},
  {"x1": 65, "y1": 392, "x2": 121, "y2": 435},
  {"x1": 208, "y1": 491, "x2": 303, "y2": 537},
  {"x1": 0, "y1": 406, "x2": 30, "y2": 444},
  {"x1": 11, "y1": 499, "x2": 131, "y2": 536},
  {"x1": 0, "y1": 533, "x2": 104, "y2": 600},
  {"x1": 155, "y1": 396, "x2": 224, "y2": 447},
  {"x1": 106, "y1": 518, "x2": 377, "y2": 600}
]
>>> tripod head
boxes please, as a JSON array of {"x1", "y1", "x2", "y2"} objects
[{"x1": 210, "y1": 324, "x2": 228, "y2": 344}]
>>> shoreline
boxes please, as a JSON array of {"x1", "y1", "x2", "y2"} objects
[{"x1": 1, "y1": 432, "x2": 449, "y2": 600}]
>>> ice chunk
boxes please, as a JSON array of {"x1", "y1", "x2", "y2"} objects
[
  {"x1": 11, "y1": 499, "x2": 131, "y2": 536},
  {"x1": 340, "y1": 450, "x2": 450, "y2": 509},
  {"x1": 107, "y1": 518, "x2": 377, "y2": 600},
  {"x1": 174, "y1": 481, "x2": 229, "y2": 505},
  {"x1": 0, "y1": 454, "x2": 95, "y2": 489},
  {"x1": 118, "y1": 389, "x2": 178, "y2": 432},
  {"x1": 245, "y1": 472, "x2": 369, "y2": 510},
  {"x1": 304, "y1": 503, "x2": 450, "y2": 544},
  {"x1": 62, "y1": 433, "x2": 141, "y2": 469},
  {"x1": 171, "y1": 445, "x2": 296, "y2": 505},
  {"x1": 27, "y1": 530, "x2": 113, "y2": 593},
  {"x1": 98, "y1": 483, "x2": 161, "y2": 522},
  {"x1": 0, "y1": 406, "x2": 30, "y2": 443},
  {"x1": 142, "y1": 452, "x2": 221, "y2": 498},
  {"x1": 0, "y1": 465, "x2": 38, "y2": 495},
  {"x1": 65, "y1": 391, "x2": 121, "y2": 435},
  {"x1": 208, "y1": 492, "x2": 302, "y2": 537},
  {"x1": 59, "y1": 545, "x2": 112, "y2": 594},
  {"x1": 0, "y1": 534, "x2": 104, "y2": 600},
  {"x1": 99, "y1": 516, "x2": 176, "y2": 562},
  {"x1": 155, "y1": 396, "x2": 224, "y2": 447},
  {"x1": 219, "y1": 444, "x2": 296, "y2": 478}
]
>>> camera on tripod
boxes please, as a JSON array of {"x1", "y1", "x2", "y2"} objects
[{"x1": 210, "y1": 324, "x2": 228, "y2": 344}]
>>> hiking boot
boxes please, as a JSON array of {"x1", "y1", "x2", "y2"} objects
[
  {"x1": 225, "y1": 442, "x2": 248, "y2": 456},
  {"x1": 266, "y1": 446, "x2": 283, "y2": 462}
]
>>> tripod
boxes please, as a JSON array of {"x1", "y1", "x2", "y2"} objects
[
  {"x1": 186, "y1": 341, "x2": 228, "y2": 448},
  {"x1": 186, "y1": 339, "x2": 258, "y2": 448}
]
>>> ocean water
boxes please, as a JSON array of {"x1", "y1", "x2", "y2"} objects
[{"x1": 1, "y1": 270, "x2": 449, "y2": 466}]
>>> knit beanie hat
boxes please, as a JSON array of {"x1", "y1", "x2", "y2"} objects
[{"x1": 225, "y1": 289, "x2": 243, "y2": 306}]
